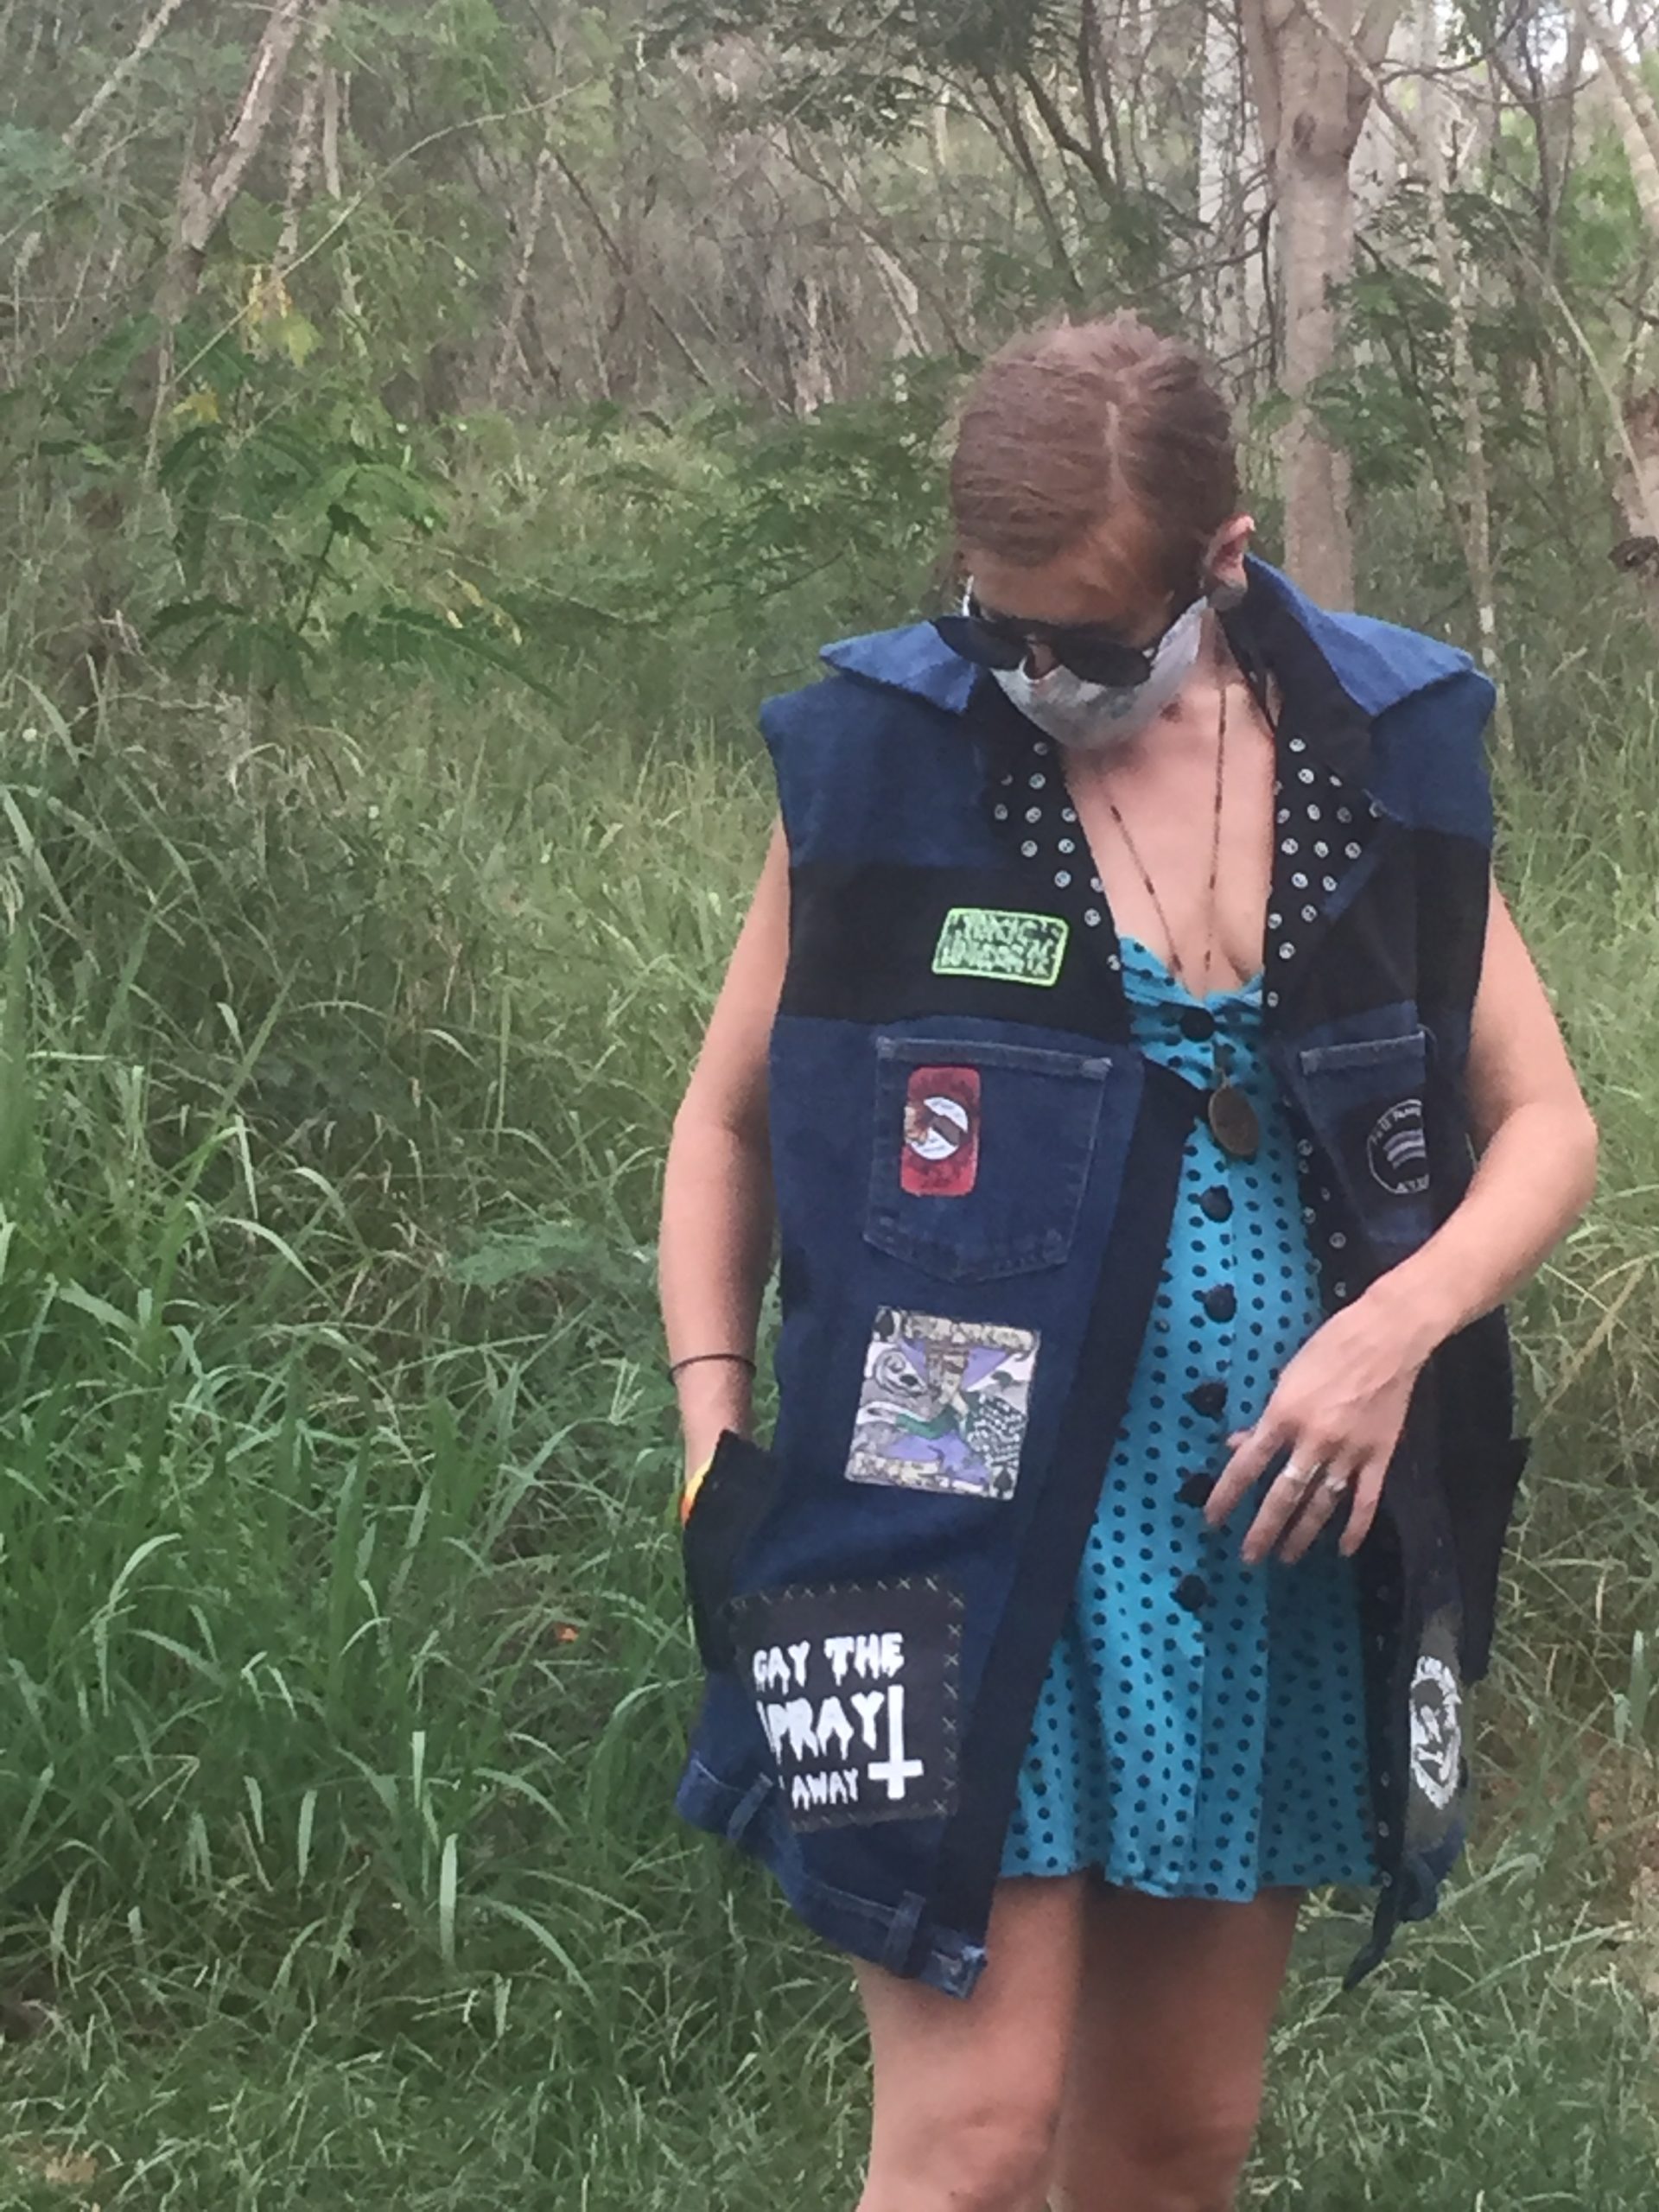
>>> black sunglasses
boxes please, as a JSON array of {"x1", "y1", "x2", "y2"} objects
[{"x1": 931, "y1": 588, "x2": 1168, "y2": 689}]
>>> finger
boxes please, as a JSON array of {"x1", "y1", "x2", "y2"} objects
[
  {"x1": 1239, "y1": 1443, "x2": 1342, "y2": 1563},
  {"x1": 1274, "y1": 1459, "x2": 1361, "y2": 1565},
  {"x1": 1268, "y1": 1484, "x2": 1338, "y2": 1566},
  {"x1": 1205, "y1": 1411, "x2": 1294, "y2": 1529},
  {"x1": 1338, "y1": 1461, "x2": 1388, "y2": 1556}
]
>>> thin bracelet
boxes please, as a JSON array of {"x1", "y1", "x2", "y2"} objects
[{"x1": 667, "y1": 1351, "x2": 757, "y2": 1382}]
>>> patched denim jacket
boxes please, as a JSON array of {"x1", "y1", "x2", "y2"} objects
[{"x1": 674, "y1": 560, "x2": 1529, "y2": 1999}]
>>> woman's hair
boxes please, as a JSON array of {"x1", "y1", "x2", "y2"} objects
[{"x1": 948, "y1": 313, "x2": 1239, "y2": 597}]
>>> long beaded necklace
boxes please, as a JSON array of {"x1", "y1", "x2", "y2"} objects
[{"x1": 1095, "y1": 677, "x2": 1262, "y2": 1160}]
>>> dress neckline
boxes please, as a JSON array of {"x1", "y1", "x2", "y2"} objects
[{"x1": 1118, "y1": 931, "x2": 1264, "y2": 1006}]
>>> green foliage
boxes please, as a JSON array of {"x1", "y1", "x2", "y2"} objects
[
  {"x1": 3, "y1": 3, "x2": 1659, "y2": 2185},
  {"x1": 9, "y1": 317, "x2": 578, "y2": 709},
  {"x1": 0, "y1": 364, "x2": 1654, "y2": 2200},
  {"x1": 0, "y1": 122, "x2": 80, "y2": 208}
]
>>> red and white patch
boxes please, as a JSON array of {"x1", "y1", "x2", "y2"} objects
[{"x1": 900, "y1": 1067, "x2": 981, "y2": 1197}]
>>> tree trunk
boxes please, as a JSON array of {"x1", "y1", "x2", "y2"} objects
[
  {"x1": 1198, "y1": 1, "x2": 1264, "y2": 370},
  {"x1": 157, "y1": 0, "x2": 318, "y2": 332},
  {"x1": 1420, "y1": 16, "x2": 1508, "y2": 741},
  {"x1": 1277, "y1": 151, "x2": 1357, "y2": 596},
  {"x1": 1570, "y1": 0, "x2": 1659, "y2": 619},
  {"x1": 319, "y1": 64, "x2": 365, "y2": 343},
  {"x1": 276, "y1": 0, "x2": 335, "y2": 276},
  {"x1": 1240, "y1": 0, "x2": 1403, "y2": 607},
  {"x1": 1612, "y1": 390, "x2": 1659, "y2": 627},
  {"x1": 1575, "y1": 0, "x2": 1659, "y2": 238}
]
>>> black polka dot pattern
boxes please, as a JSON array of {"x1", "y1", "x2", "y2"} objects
[
  {"x1": 980, "y1": 691, "x2": 1381, "y2": 1897},
  {"x1": 999, "y1": 930, "x2": 1377, "y2": 1896},
  {"x1": 981, "y1": 680, "x2": 1384, "y2": 1319}
]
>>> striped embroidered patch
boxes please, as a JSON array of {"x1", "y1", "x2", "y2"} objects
[{"x1": 931, "y1": 906, "x2": 1069, "y2": 987}]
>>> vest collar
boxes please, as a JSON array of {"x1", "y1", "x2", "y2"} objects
[
  {"x1": 819, "y1": 615, "x2": 982, "y2": 715},
  {"x1": 817, "y1": 557, "x2": 1478, "y2": 780}
]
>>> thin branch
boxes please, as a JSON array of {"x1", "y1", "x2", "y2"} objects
[
  {"x1": 490, "y1": 137, "x2": 555, "y2": 404},
  {"x1": 976, "y1": 69, "x2": 1082, "y2": 300},
  {"x1": 10, "y1": 0, "x2": 191, "y2": 293},
  {"x1": 1015, "y1": 63, "x2": 1115, "y2": 196},
  {"x1": 546, "y1": 145, "x2": 718, "y2": 390},
  {"x1": 63, "y1": 0, "x2": 192, "y2": 151}
]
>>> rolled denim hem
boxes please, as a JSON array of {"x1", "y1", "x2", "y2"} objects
[{"x1": 676, "y1": 1755, "x2": 989, "y2": 2000}]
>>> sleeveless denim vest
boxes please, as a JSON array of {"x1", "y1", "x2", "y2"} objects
[{"x1": 675, "y1": 558, "x2": 1529, "y2": 1999}]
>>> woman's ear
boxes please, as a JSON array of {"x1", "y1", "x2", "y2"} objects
[{"x1": 1205, "y1": 512, "x2": 1254, "y2": 603}]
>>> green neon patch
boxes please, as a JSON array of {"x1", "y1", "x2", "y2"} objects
[{"x1": 931, "y1": 907, "x2": 1069, "y2": 988}]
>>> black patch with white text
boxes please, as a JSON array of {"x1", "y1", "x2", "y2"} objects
[{"x1": 730, "y1": 1577, "x2": 963, "y2": 1831}]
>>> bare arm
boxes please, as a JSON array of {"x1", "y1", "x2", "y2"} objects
[
  {"x1": 1365, "y1": 881, "x2": 1599, "y2": 1351},
  {"x1": 1206, "y1": 876, "x2": 1597, "y2": 1563},
  {"x1": 658, "y1": 819, "x2": 789, "y2": 1493}
]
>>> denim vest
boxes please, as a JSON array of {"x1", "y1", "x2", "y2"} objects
[{"x1": 675, "y1": 559, "x2": 1529, "y2": 1999}]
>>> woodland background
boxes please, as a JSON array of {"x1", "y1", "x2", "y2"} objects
[{"x1": 3, "y1": 0, "x2": 1659, "y2": 2204}]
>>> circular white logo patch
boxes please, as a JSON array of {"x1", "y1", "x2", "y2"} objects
[
  {"x1": 1367, "y1": 1097, "x2": 1429, "y2": 1196},
  {"x1": 1408, "y1": 1651, "x2": 1462, "y2": 1812},
  {"x1": 905, "y1": 1092, "x2": 969, "y2": 1162}
]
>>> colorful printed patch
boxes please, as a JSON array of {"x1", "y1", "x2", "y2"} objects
[
  {"x1": 731, "y1": 1575, "x2": 963, "y2": 1830},
  {"x1": 900, "y1": 1067, "x2": 981, "y2": 1197},
  {"x1": 846, "y1": 1307, "x2": 1037, "y2": 1501},
  {"x1": 931, "y1": 906, "x2": 1068, "y2": 988}
]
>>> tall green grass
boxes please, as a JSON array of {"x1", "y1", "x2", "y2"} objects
[{"x1": 0, "y1": 424, "x2": 1655, "y2": 2206}]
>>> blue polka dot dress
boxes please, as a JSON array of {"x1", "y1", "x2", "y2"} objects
[{"x1": 1000, "y1": 933, "x2": 1379, "y2": 1897}]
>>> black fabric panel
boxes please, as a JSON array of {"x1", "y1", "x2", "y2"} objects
[
  {"x1": 782, "y1": 861, "x2": 1132, "y2": 1042},
  {"x1": 1415, "y1": 826, "x2": 1491, "y2": 1018},
  {"x1": 1221, "y1": 565, "x2": 1375, "y2": 781},
  {"x1": 1343, "y1": 1394, "x2": 1433, "y2": 1988},
  {"x1": 1278, "y1": 836, "x2": 1420, "y2": 1029},
  {"x1": 927, "y1": 1061, "x2": 1202, "y2": 1934},
  {"x1": 1283, "y1": 826, "x2": 1488, "y2": 1035},
  {"x1": 1433, "y1": 1309, "x2": 1529, "y2": 1683}
]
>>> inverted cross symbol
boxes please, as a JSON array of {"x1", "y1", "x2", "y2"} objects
[{"x1": 866, "y1": 1685, "x2": 926, "y2": 1800}]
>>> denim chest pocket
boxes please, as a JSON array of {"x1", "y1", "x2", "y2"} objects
[
  {"x1": 1295, "y1": 1027, "x2": 1433, "y2": 1250},
  {"x1": 864, "y1": 1035, "x2": 1112, "y2": 1282}
]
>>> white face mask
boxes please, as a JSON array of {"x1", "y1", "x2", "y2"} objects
[{"x1": 988, "y1": 594, "x2": 1209, "y2": 753}]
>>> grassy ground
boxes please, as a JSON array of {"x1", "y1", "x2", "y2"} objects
[{"x1": 0, "y1": 422, "x2": 1656, "y2": 2206}]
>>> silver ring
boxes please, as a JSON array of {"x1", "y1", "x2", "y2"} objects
[
  {"x1": 1318, "y1": 1467, "x2": 1352, "y2": 1503},
  {"x1": 1280, "y1": 1459, "x2": 1322, "y2": 1493}
]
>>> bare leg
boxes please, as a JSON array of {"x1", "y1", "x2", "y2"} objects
[
  {"x1": 853, "y1": 1872, "x2": 1089, "y2": 2212},
  {"x1": 1045, "y1": 1882, "x2": 1303, "y2": 2212}
]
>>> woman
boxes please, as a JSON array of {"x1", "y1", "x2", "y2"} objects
[{"x1": 658, "y1": 315, "x2": 1595, "y2": 2212}]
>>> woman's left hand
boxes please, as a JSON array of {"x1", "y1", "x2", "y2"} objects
[{"x1": 1202, "y1": 1287, "x2": 1429, "y2": 1565}]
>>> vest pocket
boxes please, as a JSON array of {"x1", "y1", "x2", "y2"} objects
[
  {"x1": 682, "y1": 1429, "x2": 781, "y2": 1675},
  {"x1": 1294, "y1": 1026, "x2": 1433, "y2": 1254},
  {"x1": 864, "y1": 1034, "x2": 1112, "y2": 1282}
]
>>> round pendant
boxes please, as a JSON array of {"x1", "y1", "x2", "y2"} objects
[{"x1": 1207, "y1": 1083, "x2": 1261, "y2": 1160}]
